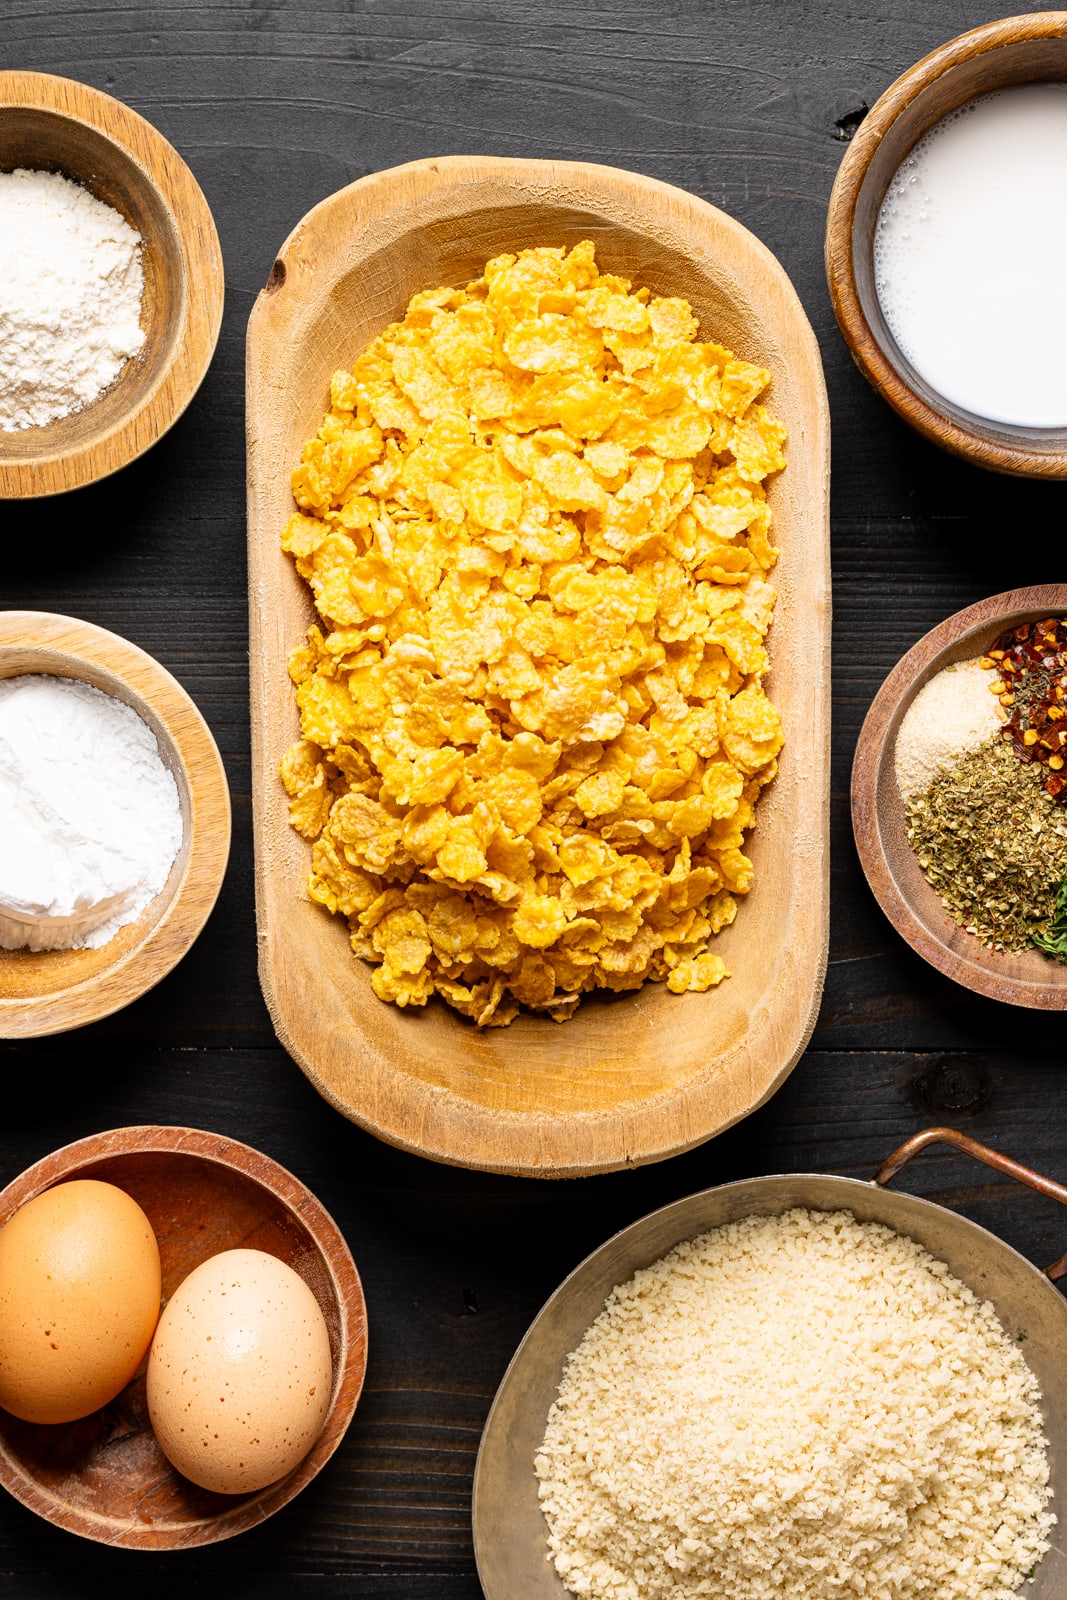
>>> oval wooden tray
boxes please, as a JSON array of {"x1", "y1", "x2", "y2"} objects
[
  {"x1": 0, "y1": 71, "x2": 224, "y2": 498},
  {"x1": 0, "y1": 612, "x2": 231, "y2": 1036},
  {"x1": 852, "y1": 585, "x2": 1067, "y2": 1008},
  {"x1": 246, "y1": 155, "x2": 831, "y2": 1178},
  {"x1": 0, "y1": 1126, "x2": 368, "y2": 1549}
]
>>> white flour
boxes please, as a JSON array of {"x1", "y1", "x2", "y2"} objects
[
  {"x1": 0, "y1": 168, "x2": 146, "y2": 432},
  {"x1": 0, "y1": 675, "x2": 183, "y2": 952}
]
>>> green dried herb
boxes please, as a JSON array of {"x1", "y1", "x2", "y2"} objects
[
  {"x1": 905, "y1": 737, "x2": 1067, "y2": 952},
  {"x1": 1032, "y1": 875, "x2": 1067, "y2": 963}
]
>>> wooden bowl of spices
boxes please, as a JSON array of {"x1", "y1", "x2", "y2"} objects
[
  {"x1": 0, "y1": 71, "x2": 224, "y2": 498},
  {"x1": 852, "y1": 584, "x2": 1067, "y2": 1008},
  {"x1": 0, "y1": 611, "x2": 231, "y2": 1036},
  {"x1": 0, "y1": 1125, "x2": 368, "y2": 1548},
  {"x1": 826, "y1": 12, "x2": 1067, "y2": 478}
]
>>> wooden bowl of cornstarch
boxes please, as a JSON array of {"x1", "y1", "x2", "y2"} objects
[
  {"x1": 475, "y1": 1162, "x2": 1067, "y2": 1600},
  {"x1": 0, "y1": 71, "x2": 223, "y2": 498},
  {"x1": 0, "y1": 612, "x2": 231, "y2": 1036}
]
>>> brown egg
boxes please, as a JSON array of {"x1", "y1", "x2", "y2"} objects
[
  {"x1": 0, "y1": 1178, "x2": 161, "y2": 1424},
  {"x1": 147, "y1": 1248, "x2": 332, "y2": 1494}
]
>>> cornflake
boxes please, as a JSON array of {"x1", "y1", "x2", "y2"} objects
[{"x1": 279, "y1": 242, "x2": 785, "y2": 1026}]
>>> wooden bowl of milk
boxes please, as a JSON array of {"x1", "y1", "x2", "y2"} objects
[{"x1": 826, "y1": 13, "x2": 1067, "y2": 478}]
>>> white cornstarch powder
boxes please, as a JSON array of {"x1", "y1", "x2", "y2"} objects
[
  {"x1": 535, "y1": 1209, "x2": 1054, "y2": 1600},
  {"x1": 0, "y1": 168, "x2": 146, "y2": 431},
  {"x1": 0, "y1": 675, "x2": 183, "y2": 951},
  {"x1": 894, "y1": 656, "x2": 1005, "y2": 800}
]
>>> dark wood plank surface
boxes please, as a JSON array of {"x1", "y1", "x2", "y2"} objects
[{"x1": 2, "y1": 2, "x2": 1065, "y2": 1593}]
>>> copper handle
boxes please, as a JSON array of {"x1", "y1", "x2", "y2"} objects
[{"x1": 874, "y1": 1126, "x2": 1067, "y2": 1282}]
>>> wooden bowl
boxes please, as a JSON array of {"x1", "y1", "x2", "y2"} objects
[
  {"x1": 852, "y1": 584, "x2": 1067, "y2": 1008},
  {"x1": 825, "y1": 13, "x2": 1067, "y2": 478},
  {"x1": 0, "y1": 1126, "x2": 367, "y2": 1548},
  {"x1": 0, "y1": 71, "x2": 224, "y2": 498},
  {"x1": 473, "y1": 1161, "x2": 1067, "y2": 1599},
  {"x1": 0, "y1": 611, "x2": 231, "y2": 1037},
  {"x1": 246, "y1": 156, "x2": 831, "y2": 1178}
]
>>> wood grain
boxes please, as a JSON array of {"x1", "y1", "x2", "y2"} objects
[
  {"x1": 1, "y1": 3, "x2": 1065, "y2": 1594},
  {"x1": 0, "y1": 1125, "x2": 367, "y2": 1548},
  {"x1": 0, "y1": 71, "x2": 224, "y2": 499},
  {"x1": 0, "y1": 612, "x2": 232, "y2": 1037},
  {"x1": 852, "y1": 585, "x2": 1067, "y2": 1009},
  {"x1": 246, "y1": 154, "x2": 831, "y2": 1178},
  {"x1": 825, "y1": 13, "x2": 1067, "y2": 479}
]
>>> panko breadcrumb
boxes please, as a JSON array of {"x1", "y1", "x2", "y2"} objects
[
  {"x1": 535, "y1": 1208, "x2": 1053, "y2": 1600},
  {"x1": 279, "y1": 241, "x2": 786, "y2": 1026}
]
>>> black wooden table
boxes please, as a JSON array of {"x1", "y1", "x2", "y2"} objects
[{"x1": 3, "y1": 3, "x2": 1065, "y2": 1595}]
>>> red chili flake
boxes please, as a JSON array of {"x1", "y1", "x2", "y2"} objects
[{"x1": 984, "y1": 615, "x2": 1067, "y2": 803}]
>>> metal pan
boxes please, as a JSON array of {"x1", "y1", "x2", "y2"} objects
[{"x1": 473, "y1": 1128, "x2": 1067, "y2": 1599}]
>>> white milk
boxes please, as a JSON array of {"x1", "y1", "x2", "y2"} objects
[{"x1": 874, "y1": 83, "x2": 1067, "y2": 427}]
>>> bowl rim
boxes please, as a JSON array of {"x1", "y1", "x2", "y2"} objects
[
  {"x1": 0, "y1": 610, "x2": 232, "y2": 1037},
  {"x1": 825, "y1": 11, "x2": 1067, "y2": 478},
  {"x1": 245, "y1": 152, "x2": 831, "y2": 1178},
  {"x1": 472, "y1": 1165, "x2": 1067, "y2": 1599},
  {"x1": 0, "y1": 70, "x2": 224, "y2": 498},
  {"x1": 0, "y1": 1123, "x2": 369, "y2": 1549},
  {"x1": 851, "y1": 583, "x2": 1067, "y2": 1008}
]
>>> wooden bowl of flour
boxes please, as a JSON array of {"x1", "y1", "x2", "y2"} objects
[
  {"x1": 0, "y1": 72, "x2": 223, "y2": 498},
  {"x1": 0, "y1": 612, "x2": 231, "y2": 1037}
]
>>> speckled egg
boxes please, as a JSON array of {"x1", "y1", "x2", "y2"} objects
[
  {"x1": 146, "y1": 1247, "x2": 333, "y2": 1494},
  {"x1": 0, "y1": 1178, "x2": 161, "y2": 1424}
]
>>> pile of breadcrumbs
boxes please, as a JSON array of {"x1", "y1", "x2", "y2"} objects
[{"x1": 535, "y1": 1209, "x2": 1053, "y2": 1600}]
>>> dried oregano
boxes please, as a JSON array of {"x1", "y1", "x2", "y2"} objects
[{"x1": 905, "y1": 736, "x2": 1067, "y2": 952}]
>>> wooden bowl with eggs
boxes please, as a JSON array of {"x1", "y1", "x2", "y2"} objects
[
  {"x1": 0, "y1": 1125, "x2": 367, "y2": 1549},
  {"x1": 247, "y1": 154, "x2": 831, "y2": 1179}
]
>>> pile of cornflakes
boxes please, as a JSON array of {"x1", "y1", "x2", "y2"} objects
[{"x1": 279, "y1": 241, "x2": 785, "y2": 1026}]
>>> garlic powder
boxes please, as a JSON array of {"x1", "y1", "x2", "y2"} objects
[{"x1": 894, "y1": 656, "x2": 1005, "y2": 800}]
